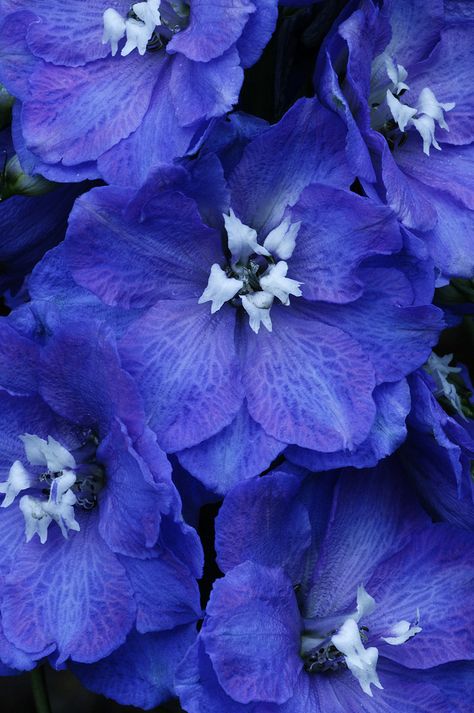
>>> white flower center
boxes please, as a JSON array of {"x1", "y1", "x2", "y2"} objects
[
  {"x1": 0, "y1": 434, "x2": 104, "y2": 544},
  {"x1": 102, "y1": 0, "x2": 189, "y2": 56},
  {"x1": 301, "y1": 585, "x2": 422, "y2": 698},
  {"x1": 371, "y1": 55, "x2": 455, "y2": 155},
  {"x1": 199, "y1": 209, "x2": 303, "y2": 334}
]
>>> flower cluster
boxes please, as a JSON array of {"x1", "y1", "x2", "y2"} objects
[{"x1": 0, "y1": 0, "x2": 473, "y2": 710}]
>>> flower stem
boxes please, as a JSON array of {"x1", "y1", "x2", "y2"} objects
[{"x1": 31, "y1": 666, "x2": 52, "y2": 713}]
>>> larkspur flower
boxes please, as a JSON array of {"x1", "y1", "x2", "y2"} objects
[
  {"x1": 0, "y1": 318, "x2": 203, "y2": 708},
  {"x1": 316, "y1": 0, "x2": 474, "y2": 278},
  {"x1": 0, "y1": 0, "x2": 278, "y2": 185},
  {"x1": 176, "y1": 465, "x2": 474, "y2": 712},
  {"x1": 49, "y1": 98, "x2": 443, "y2": 494}
]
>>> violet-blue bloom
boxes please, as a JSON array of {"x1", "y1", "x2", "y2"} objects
[
  {"x1": 58, "y1": 98, "x2": 442, "y2": 493},
  {"x1": 176, "y1": 465, "x2": 474, "y2": 712},
  {"x1": 0, "y1": 0, "x2": 278, "y2": 185},
  {"x1": 0, "y1": 317, "x2": 203, "y2": 708},
  {"x1": 317, "y1": 0, "x2": 474, "y2": 278}
]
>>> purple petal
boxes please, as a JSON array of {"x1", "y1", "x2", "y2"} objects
[
  {"x1": 367, "y1": 524, "x2": 474, "y2": 668},
  {"x1": 1, "y1": 512, "x2": 136, "y2": 664},
  {"x1": 278, "y1": 661, "x2": 452, "y2": 713},
  {"x1": 170, "y1": 49, "x2": 243, "y2": 126},
  {"x1": 304, "y1": 465, "x2": 429, "y2": 618},
  {"x1": 120, "y1": 302, "x2": 244, "y2": 451},
  {"x1": 38, "y1": 320, "x2": 144, "y2": 438},
  {"x1": 315, "y1": 290, "x2": 443, "y2": 384},
  {"x1": 215, "y1": 470, "x2": 311, "y2": 581},
  {"x1": 97, "y1": 71, "x2": 195, "y2": 186},
  {"x1": 290, "y1": 184, "x2": 402, "y2": 303},
  {"x1": 66, "y1": 186, "x2": 221, "y2": 308},
  {"x1": 177, "y1": 403, "x2": 284, "y2": 495},
  {"x1": 119, "y1": 551, "x2": 201, "y2": 633},
  {"x1": 407, "y1": 25, "x2": 474, "y2": 145},
  {"x1": 73, "y1": 625, "x2": 196, "y2": 710},
  {"x1": 369, "y1": 130, "x2": 438, "y2": 231},
  {"x1": 236, "y1": 0, "x2": 278, "y2": 68},
  {"x1": 176, "y1": 639, "x2": 269, "y2": 713},
  {"x1": 396, "y1": 136, "x2": 474, "y2": 211},
  {"x1": 229, "y1": 98, "x2": 353, "y2": 234},
  {"x1": 0, "y1": 322, "x2": 39, "y2": 396},
  {"x1": 11, "y1": 103, "x2": 100, "y2": 182},
  {"x1": 0, "y1": 393, "x2": 56, "y2": 484},
  {"x1": 385, "y1": 0, "x2": 444, "y2": 68},
  {"x1": 242, "y1": 303, "x2": 377, "y2": 451},
  {"x1": 202, "y1": 561, "x2": 302, "y2": 704},
  {"x1": 168, "y1": 0, "x2": 255, "y2": 62},
  {"x1": 97, "y1": 419, "x2": 172, "y2": 558},
  {"x1": 287, "y1": 379, "x2": 411, "y2": 471},
  {"x1": 24, "y1": 0, "x2": 129, "y2": 66},
  {"x1": 0, "y1": 11, "x2": 41, "y2": 100},
  {"x1": 21, "y1": 52, "x2": 159, "y2": 164}
]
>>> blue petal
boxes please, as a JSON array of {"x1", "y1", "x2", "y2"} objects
[
  {"x1": 73, "y1": 625, "x2": 196, "y2": 710},
  {"x1": 366, "y1": 524, "x2": 474, "y2": 667},
  {"x1": 177, "y1": 403, "x2": 284, "y2": 495},
  {"x1": 215, "y1": 470, "x2": 311, "y2": 581},
  {"x1": 229, "y1": 98, "x2": 353, "y2": 235},
  {"x1": 1, "y1": 512, "x2": 136, "y2": 664},
  {"x1": 287, "y1": 380, "x2": 411, "y2": 471},
  {"x1": 120, "y1": 301, "x2": 244, "y2": 451},
  {"x1": 202, "y1": 561, "x2": 302, "y2": 704},
  {"x1": 241, "y1": 302, "x2": 377, "y2": 452}
]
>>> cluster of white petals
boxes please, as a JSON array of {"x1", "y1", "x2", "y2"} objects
[
  {"x1": 103, "y1": 0, "x2": 162, "y2": 56},
  {"x1": 199, "y1": 210, "x2": 302, "y2": 334},
  {"x1": 0, "y1": 435, "x2": 80, "y2": 544},
  {"x1": 383, "y1": 58, "x2": 455, "y2": 155}
]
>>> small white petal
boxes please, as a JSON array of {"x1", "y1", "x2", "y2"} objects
[
  {"x1": 0, "y1": 461, "x2": 32, "y2": 508},
  {"x1": 20, "y1": 434, "x2": 76, "y2": 473},
  {"x1": 49, "y1": 470, "x2": 77, "y2": 505},
  {"x1": 260, "y1": 261, "x2": 302, "y2": 305},
  {"x1": 241, "y1": 292, "x2": 273, "y2": 334},
  {"x1": 102, "y1": 8, "x2": 126, "y2": 56},
  {"x1": 263, "y1": 218, "x2": 301, "y2": 261},
  {"x1": 417, "y1": 87, "x2": 455, "y2": 130},
  {"x1": 386, "y1": 91, "x2": 417, "y2": 133},
  {"x1": 19, "y1": 495, "x2": 52, "y2": 544},
  {"x1": 412, "y1": 115, "x2": 441, "y2": 155},
  {"x1": 198, "y1": 264, "x2": 243, "y2": 313},
  {"x1": 332, "y1": 618, "x2": 383, "y2": 697},
  {"x1": 133, "y1": 0, "x2": 161, "y2": 31},
  {"x1": 121, "y1": 18, "x2": 152, "y2": 56},
  {"x1": 44, "y1": 497, "x2": 80, "y2": 539},
  {"x1": 382, "y1": 609, "x2": 422, "y2": 646},
  {"x1": 44, "y1": 472, "x2": 80, "y2": 539},
  {"x1": 385, "y1": 56, "x2": 410, "y2": 94},
  {"x1": 355, "y1": 584, "x2": 377, "y2": 623},
  {"x1": 224, "y1": 209, "x2": 270, "y2": 266}
]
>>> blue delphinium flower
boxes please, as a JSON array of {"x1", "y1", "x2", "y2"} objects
[
  {"x1": 55, "y1": 98, "x2": 442, "y2": 493},
  {"x1": 0, "y1": 0, "x2": 278, "y2": 186},
  {"x1": 176, "y1": 465, "x2": 474, "y2": 712},
  {"x1": 316, "y1": 0, "x2": 474, "y2": 278},
  {"x1": 0, "y1": 317, "x2": 203, "y2": 709}
]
